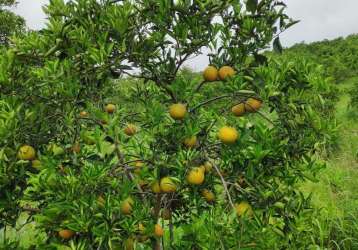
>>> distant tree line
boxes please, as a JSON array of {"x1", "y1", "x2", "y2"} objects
[{"x1": 282, "y1": 34, "x2": 358, "y2": 83}]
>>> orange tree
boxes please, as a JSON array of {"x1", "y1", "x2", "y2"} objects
[{"x1": 0, "y1": 0, "x2": 336, "y2": 249}]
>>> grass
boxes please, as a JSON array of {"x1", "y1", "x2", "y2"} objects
[{"x1": 301, "y1": 77, "x2": 358, "y2": 248}]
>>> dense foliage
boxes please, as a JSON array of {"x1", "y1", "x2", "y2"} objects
[
  {"x1": 0, "y1": 0, "x2": 25, "y2": 46},
  {"x1": 283, "y1": 34, "x2": 358, "y2": 83},
  {"x1": 0, "y1": 0, "x2": 339, "y2": 249}
]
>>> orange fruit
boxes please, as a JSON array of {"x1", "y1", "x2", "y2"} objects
[
  {"x1": 169, "y1": 103, "x2": 186, "y2": 120},
  {"x1": 97, "y1": 195, "x2": 105, "y2": 207},
  {"x1": 71, "y1": 143, "x2": 80, "y2": 153},
  {"x1": 183, "y1": 135, "x2": 197, "y2": 148},
  {"x1": 31, "y1": 160, "x2": 42, "y2": 170},
  {"x1": 231, "y1": 103, "x2": 246, "y2": 117},
  {"x1": 204, "y1": 161, "x2": 213, "y2": 173},
  {"x1": 105, "y1": 103, "x2": 116, "y2": 113},
  {"x1": 138, "y1": 223, "x2": 145, "y2": 233},
  {"x1": 202, "y1": 189, "x2": 215, "y2": 202},
  {"x1": 245, "y1": 98, "x2": 262, "y2": 113},
  {"x1": 235, "y1": 201, "x2": 253, "y2": 217},
  {"x1": 218, "y1": 126, "x2": 239, "y2": 144},
  {"x1": 134, "y1": 160, "x2": 144, "y2": 174},
  {"x1": 154, "y1": 224, "x2": 164, "y2": 237},
  {"x1": 124, "y1": 124, "x2": 137, "y2": 136},
  {"x1": 160, "y1": 177, "x2": 177, "y2": 193},
  {"x1": 186, "y1": 167, "x2": 205, "y2": 185},
  {"x1": 18, "y1": 145, "x2": 36, "y2": 161},
  {"x1": 151, "y1": 181, "x2": 161, "y2": 193},
  {"x1": 79, "y1": 111, "x2": 88, "y2": 118},
  {"x1": 203, "y1": 66, "x2": 218, "y2": 82},
  {"x1": 58, "y1": 229, "x2": 75, "y2": 240},
  {"x1": 218, "y1": 66, "x2": 235, "y2": 80},
  {"x1": 121, "y1": 197, "x2": 134, "y2": 215}
]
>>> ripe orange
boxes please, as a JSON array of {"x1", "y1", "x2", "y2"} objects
[
  {"x1": 160, "y1": 177, "x2": 177, "y2": 193},
  {"x1": 58, "y1": 229, "x2": 75, "y2": 240},
  {"x1": 204, "y1": 161, "x2": 213, "y2": 173},
  {"x1": 151, "y1": 181, "x2": 161, "y2": 193},
  {"x1": 244, "y1": 98, "x2": 262, "y2": 113},
  {"x1": 121, "y1": 197, "x2": 134, "y2": 215},
  {"x1": 154, "y1": 224, "x2": 164, "y2": 237},
  {"x1": 186, "y1": 167, "x2": 205, "y2": 185},
  {"x1": 18, "y1": 145, "x2": 36, "y2": 160},
  {"x1": 183, "y1": 135, "x2": 197, "y2": 148},
  {"x1": 134, "y1": 160, "x2": 144, "y2": 174},
  {"x1": 71, "y1": 143, "x2": 81, "y2": 153},
  {"x1": 231, "y1": 103, "x2": 246, "y2": 117},
  {"x1": 218, "y1": 126, "x2": 239, "y2": 144},
  {"x1": 97, "y1": 195, "x2": 105, "y2": 207},
  {"x1": 79, "y1": 111, "x2": 88, "y2": 118},
  {"x1": 105, "y1": 103, "x2": 116, "y2": 113},
  {"x1": 169, "y1": 103, "x2": 187, "y2": 120},
  {"x1": 124, "y1": 124, "x2": 137, "y2": 136},
  {"x1": 203, "y1": 66, "x2": 218, "y2": 82},
  {"x1": 235, "y1": 201, "x2": 253, "y2": 217},
  {"x1": 202, "y1": 189, "x2": 215, "y2": 202},
  {"x1": 31, "y1": 160, "x2": 42, "y2": 170},
  {"x1": 218, "y1": 66, "x2": 235, "y2": 80}
]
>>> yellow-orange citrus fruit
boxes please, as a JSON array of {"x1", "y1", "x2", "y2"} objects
[
  {"x1": 134, "y1": 160, "x2": 144, "y2": 174},
  {"x1": 97, "y1": 195, "x2": 105, "y2": 207},
  {"x1": 218, "y1": 126, "x2": 239, "y2": 144},
  {"x1": 160, "y1": 177, "x2": 177, "y2": 193},
  {"x1": 124, "y1": 237, "x2": 134, "y2": 250},
  {"x1": 71, "y1": 143, "x2": 80, "y2": 153},
  {"x1": 138, "y1": 223, "x2": 145, "y2": 233},
  {"x1": 183, "y1": 135, "x2": 197, "y2": 148},
  {"x1": 202, "y1": 189, "x2": 215, "y2": 202},
  {"x1": 138, "y1": 179, "x2": 148, "y2": 189},
  {"x1": 169, "y1": 103, "x2": 186, "y2": 120},
  {"x1": 204, "y1": 161, "x2": 213, "y2": 173},
  {"x1": 231, "y1": 103, "x2": 246, "y2": 117},
  {"x1": 235, "y1": 201, "x2": 253, "y2": 217},
  {"x1": 18, "y1": 145, "x2": 36, "y2": 161},
  {"x1": 31, "y1": 160, "x2": 42, "y2": 170},
  {"x1": 79, "y1": 111, "x2": 88, "y2": 118},
  {"x1": 58, "y1": 229, "x2": 75, "y2": 240},
  {"x1": 244, "y1": 98, "x2": 262, "y2": 113},
  {"x1": 154, "y1": 224, "x2": 164, "y2": 237},
  {"x1": 199, "y1": 165, "x2": 206, "y2": 173},
  {"x1": 186, "y1": 167, "x2": 205, "y2": 185},
  {"x1": 151, "y1": 181, "x2": 161, "y2": 193},
  {"x1": 121, "y1": 197, "x2": 134, "y2": 215},
  {"x1": 203, "y1": 66, "x2": 218, "y2": 82},
  {"x1": 218, "y1": 66, "x2": 236, "y2": 80},
  {"x1": 124, "y1": 124, "x2": 137, "y2": 136},
  {"x1": 161, "y1": 208, "x2": 171, "y2": 220},
  {"x1": 105, "y1": 103, "x2": 116, "y2": 113}
]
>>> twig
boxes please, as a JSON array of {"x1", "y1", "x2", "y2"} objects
[
  {"x1": 190, "y1": 94, "x2": 233, "y2": 113},
  {"x1": 210, "y1": 161, "x2": 235, "y2": 210}
]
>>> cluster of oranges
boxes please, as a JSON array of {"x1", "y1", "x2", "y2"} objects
[{"x1": 17, "y1": 65, "x2": 260, "y2": 244}]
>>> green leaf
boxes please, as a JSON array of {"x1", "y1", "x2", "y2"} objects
[{"x1": 246, "y1": 0, "x2": 258, "y2": 13}]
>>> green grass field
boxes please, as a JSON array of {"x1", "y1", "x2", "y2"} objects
[{"x1": 301, "y1": 77, "x2": 358, "y2": 248}]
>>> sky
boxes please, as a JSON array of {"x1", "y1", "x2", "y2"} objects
[{"x1": 11, "y1": 0, "x2": 358, "y2": 71}]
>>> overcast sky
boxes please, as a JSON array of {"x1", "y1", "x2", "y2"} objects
[{"x1": 11, "y1": 0, "x2": 358, "y2": 71}]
